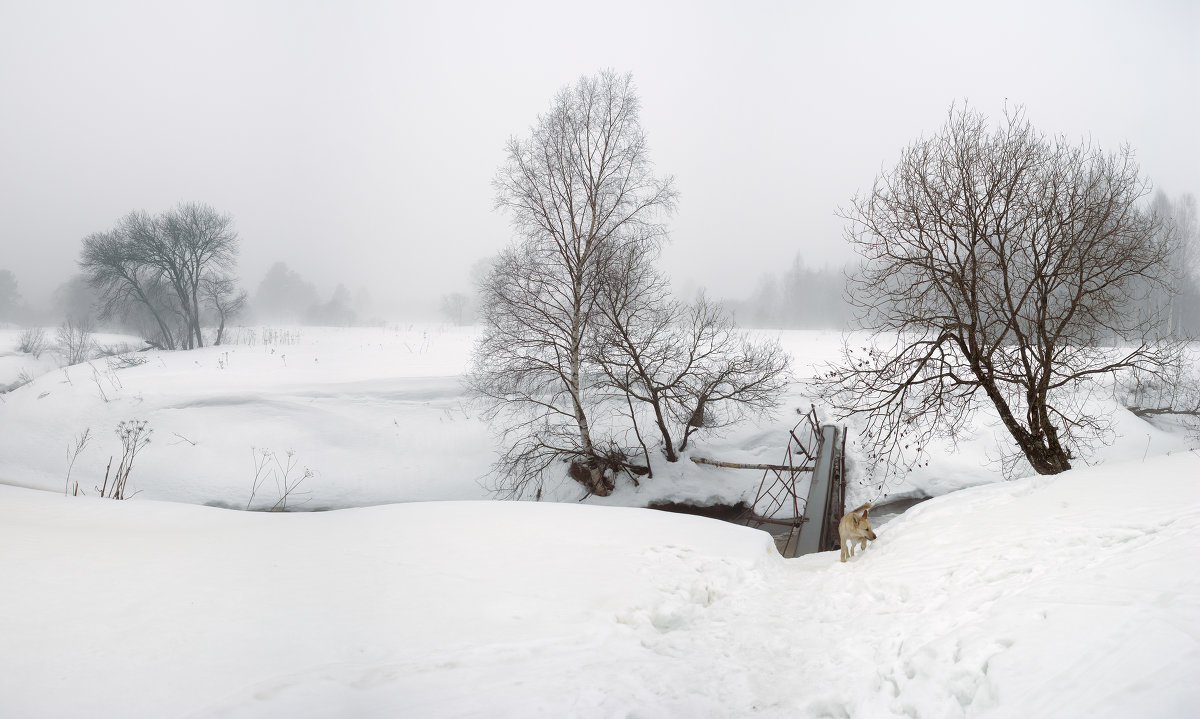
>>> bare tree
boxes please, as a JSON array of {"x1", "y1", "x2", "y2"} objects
[
  {"x1": 136, "y1": 202, "x2": 239, "y2": 348},
  {"x1": 79, "y1": 203, "x2": 241, "y2": 350},
  {"x1": 55, "y1": 318, "x2": 97, "y2": 366},
  {"x1": 0, "y1": 269, "x2": 23, "y2": 321},
  {"x1": 593, "y1": 248, "x2": 791, "y2": 462},
  {"x1": 80, "y1": 224, "x2": 179, "y2": 349},
  {"x1": 470, "y1": 70, "x2": 677, "y2": 498},
  {"x1": 202, "y1": 274, "x2": 248, "y2": 345},
  {"x1": 592, "y1": 247, "x2": 681, "y2": 462},
  {"x1": 673, "y1": 299, "x2": 793, "y2": 452},
  {"x1": 18, "y1": 326, "x2": 48, "y2": 358},
  {"x1": 814, "y1": 104, "x2": 1180, "y2": 482},
  {"x1": 439, "y1": 292, "x2": 468, "y2": 326}
]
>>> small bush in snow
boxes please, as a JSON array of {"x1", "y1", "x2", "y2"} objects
[
  {"x1": 94, "y1": 342, "x2": 138, "y2": 359},
  {"x1": 55, "y1": 319, "x2": 96, "y2": 366},
  {"x1": 65, "y1": 428, "x2": 92, "y2": 496},
  {"x1": 18, "y1": 327, "x2": 48, "y2": 357},
  {"x1": 246, "y1": 447, "x2": 313, "y2": 511},
  {"x1": 97, "y1": 420, "x2": 152, "y2": 500}
]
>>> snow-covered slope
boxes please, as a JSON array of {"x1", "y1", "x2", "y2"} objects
[
  {"x1": 3, "y1": 325, "x2": 1191, "y2": 511},
  {"x1": 0, "y1": 326, "x2": 493, "y2": 507},
  {"x1": 2, "y1": 451, "x2": 1197, "y2": 718}
]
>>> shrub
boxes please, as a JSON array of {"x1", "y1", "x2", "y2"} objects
[
  {"x1": 56, "y1": 319, "x2": 96, "y2": 366},
  {"x1": 17, "y1": 327, "x2": 47, "y2": 357}
]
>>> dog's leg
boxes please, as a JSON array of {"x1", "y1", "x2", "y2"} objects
[{"x1": 840, "y1": 539, "x2": 848, "y2": 562}]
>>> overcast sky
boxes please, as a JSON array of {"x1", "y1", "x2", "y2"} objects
[{"x1": 1, "y1": 0, "x2": 1197, "y2": 315}]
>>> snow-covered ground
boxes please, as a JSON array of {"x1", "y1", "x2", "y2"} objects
[
  {"x1": 1, "y1": 324, "x2": 1198, "y2": 717},
  {"x1": 2, "y1": 325, "x2": 1189, "y2": 510},
  {"x1": 1, "y1": 452, "x2": 1197, "y2": 718}
]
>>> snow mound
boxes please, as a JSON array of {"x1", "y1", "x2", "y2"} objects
[{"x1": 2, "y1": 450, "x2": 1198, "y2": 717}]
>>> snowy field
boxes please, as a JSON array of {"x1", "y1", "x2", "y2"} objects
[
  {"x1": 2, "y1": 325, "x2": 1189, "y2": 509},
  {"x1": 1, "y1": 324, "x2": 1198, "y2": 717}
]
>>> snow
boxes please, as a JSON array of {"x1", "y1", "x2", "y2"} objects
[
  {"x1": 0, "y1": 326, "x2": 492, "y2": 507},
  {"x1": 2, "y1": 453, "x2": 1198, "y2": 717},
  {"x1": 1, "y1": 324, "x2": 1199, "y2": 717},
  {"x1": 1, "y1": 325, "x2": 1191, "y2": 509}
]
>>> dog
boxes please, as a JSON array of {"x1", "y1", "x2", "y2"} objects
[{"x1": 839, "y1": 503, "x2": 877, "y2": 562}]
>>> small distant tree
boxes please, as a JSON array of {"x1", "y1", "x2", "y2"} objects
[
  {"x1": 56, "y1": 318, "x2": 96, "y2": 366},
  {"x1": 439, "y1": 292, "x2": 468, "y2": 326},
  {"x1": 815, "y1": 104, "x2": 1181, "y2": 482},
  {"x1": 51, "y1": 275, "x2": 101, "y2": 327},
  {"x1": 0, "y1": 269, "x2": 22, "y2": 321},
  {"x1": 253, "y1": 262, "x2": 320, "y2": 323},
  {"x1": 306, "y1": 284, "x2": 355, "y2": 326},
  {"x1": 352, "y1": 287, "x2": 375, "y2": 323},
  {"x1": 18, "y1": 326, "x2": 48, "y2": 357},
  {"x1": 202, "y1": 274, "x2": 248, "y2": 345}
]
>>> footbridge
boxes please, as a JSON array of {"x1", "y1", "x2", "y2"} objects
[{"x1": 693, "y1": 407, "x2": 846, "y2": 557}]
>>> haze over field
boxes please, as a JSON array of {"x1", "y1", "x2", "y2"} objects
[
  {"x1": 1, "y1": 0, "x2": 1196, "y2": 315},
  {"x1": 2, "y1": 3, "x2": 1200, "y2": 715}
]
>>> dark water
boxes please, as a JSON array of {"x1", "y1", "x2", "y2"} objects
[
  {"x1": 869, "y1": 496, "x2": 931, "y2": 527},
  {"x1": 758, "y1": 496, "x2": 931, "y2": 555}
]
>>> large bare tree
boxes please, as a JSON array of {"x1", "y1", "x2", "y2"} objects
[
  {"x1": 814, "y1": 105, "x2": 1181, "y2": 481},
  {"x1": 137, "y1": 202, "x2": 239, "y2": 348},
  {"x1": 80, "y1": 203, "x2": 241, "y2": 349},
  {"x1": 470, "y1": 70, "x2": 677, "y2": 498},
  {"x1": 81, "y1": 219, "x2": 180, "y2": 349}
]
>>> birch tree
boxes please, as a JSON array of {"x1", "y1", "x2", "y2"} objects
[{"x1": 470, "y1": 70, "x2": 677, "y2": 498}]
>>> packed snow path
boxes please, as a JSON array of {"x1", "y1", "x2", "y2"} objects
[{"x1": 2, "y1": 452, "x2": 1198, "y2": 718}]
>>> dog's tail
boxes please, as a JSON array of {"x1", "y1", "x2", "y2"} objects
[{"x1": 848, "y1": 502, "x2": 872, "y2": 515}]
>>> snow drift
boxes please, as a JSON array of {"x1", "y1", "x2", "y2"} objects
[{"x1": 2, "y1": 451, "x2": 1197, "y2": 718}]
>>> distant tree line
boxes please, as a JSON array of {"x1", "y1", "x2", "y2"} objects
[
  {"x1": 1147, "y1": 190, "x2": 1200, "y2": 338},
  {"x1": 250, "y1": 261, "x2": 370, "y2": 326},
  {"x1": 0, "y1": 269, "x2": 30, "y2": 323},
  {"x1": 724, "y1": 190, "x2": 1199, "y2": 334},
  {"x1": 723, "y1": 255, "x2": 852, "y2": 329}
]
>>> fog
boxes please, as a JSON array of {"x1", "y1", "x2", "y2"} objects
[{"x1": 1, "y1": 0, "x2": 1196, "y2": 319}]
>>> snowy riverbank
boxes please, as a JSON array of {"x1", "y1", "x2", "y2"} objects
[{"x1": 2, "y1": 452, "x2": 1198, "y2": 717}]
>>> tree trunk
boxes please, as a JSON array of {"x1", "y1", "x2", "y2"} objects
[
  {"x1": 131, "y1": 284, "x2": 176, "y2": 350},
  {"x1": 1022, "y1": 441, "x2": 1072, "y2": 474},
  {"x1": 647, "y1": 391, "x2": 677, "y2": 462},
  {"x1": 569, "y1": 292, "x2": 594, "y2": 457},
  {"x1": 191, "y1": 289, "x2": 205, "y2": 348},
  {"x1": 977, "y1": 374, "x2": 1073, "y2": 475}
]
